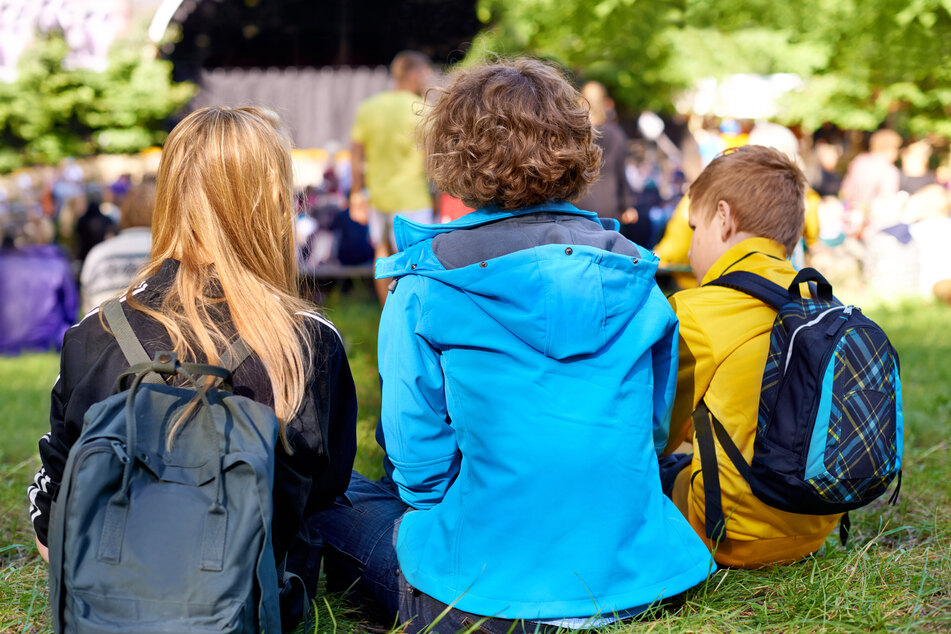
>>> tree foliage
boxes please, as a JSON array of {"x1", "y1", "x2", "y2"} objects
[
  {"x1": 468, "y1": 0, "x2": 685, "y2": 111},
  {"x1": 0, "y1": 30, "x2": 195, "y2": 173},
  {"x1": 472, "y1": 0, "x2": 951, "y2": 137}
]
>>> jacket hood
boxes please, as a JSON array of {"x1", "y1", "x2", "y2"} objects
[{"x1": 377, "y1": 204, "x2": 659, "y2": 360}]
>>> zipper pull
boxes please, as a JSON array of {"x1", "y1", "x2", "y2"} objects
[
  {"x1": 110, "y1": 440, "x2": 131, "y2": 464},
  {"x1": 825, "y1": 307, "x2": 851, "y2": 337}
]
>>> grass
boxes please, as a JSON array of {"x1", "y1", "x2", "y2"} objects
[{"x1": 1, "y1": 291, "x2": 949, "y2": 633}]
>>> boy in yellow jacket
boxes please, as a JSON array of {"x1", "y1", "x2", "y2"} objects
[{"x1": 661, "y1": 145, "x2": 841, "y2": 568}]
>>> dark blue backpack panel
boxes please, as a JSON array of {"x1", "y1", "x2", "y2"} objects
[{"x1": 805, "y1": 323, "x2": 902, "y2": 501}]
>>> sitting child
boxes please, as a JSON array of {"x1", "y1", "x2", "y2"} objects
[
  {"x1": 311, "y1": 58, "x2": 713, "y2": 633},
  {"x1": 661, "y1": 145, "x2": 841, "y2": 567}
]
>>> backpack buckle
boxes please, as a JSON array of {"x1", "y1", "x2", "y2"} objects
[{"x1": 152, "y1": 351, "x2": 179, "y2": 375}]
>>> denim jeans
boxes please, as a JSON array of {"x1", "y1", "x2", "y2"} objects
[
  {"x1": 308, "y1": 472, "x2": 561, "y2": 634},
  {"x1": 658, "y1": 452, "x2": 693, "y2": 498}
]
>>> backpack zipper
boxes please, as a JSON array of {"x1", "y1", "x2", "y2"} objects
[{"x1": 783, "y1": 305, "x2": 848, "y2": 375}]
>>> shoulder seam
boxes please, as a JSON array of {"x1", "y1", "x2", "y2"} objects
[{"x1": 298, "y1": 311, "x2": 342, "y2": 342}]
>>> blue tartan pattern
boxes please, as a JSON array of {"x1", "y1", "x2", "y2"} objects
[
  {"x1": 807, "y1": 327, "x2": 899, "y2": 503},
  {"x1": 756, "y1": 299, "x2": 838, "y2": 437},
  {"x1": 707, "y1": 268, "x2": 901, "y2": 516}
]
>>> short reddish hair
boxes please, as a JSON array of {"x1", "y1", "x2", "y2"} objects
[
  {"x1": 422, "y1": 58, "x2": 601, "y2": 210},
  {"x1": 689, "y1": 145, "x2": 807, "y2": 253}
]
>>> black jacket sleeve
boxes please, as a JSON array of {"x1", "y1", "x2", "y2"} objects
[
  {"x1": 30, "y1": 314, "x2": 121, "y2": 546},
  {"x1": 29, "y1": 343, "x2": 72, "y2": 546},
  {"x1": 271, "y1": 319, "x2": 357, "y2": 562}
]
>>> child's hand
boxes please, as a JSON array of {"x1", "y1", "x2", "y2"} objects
[{"x1": 35, "y1": 536, "x2": 49, "y2": 564}]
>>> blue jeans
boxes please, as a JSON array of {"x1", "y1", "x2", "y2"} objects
[
  {"x1": 658, "y1": 452, "x2": 693, "y2": 498},
  {"x1": 308, "y1": 472, "x2": 561, "y2": 634}
]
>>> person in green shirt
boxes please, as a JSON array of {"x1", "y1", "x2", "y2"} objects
[{"x1": 350, "y1": 51, "x2": 433, "y2": 305}]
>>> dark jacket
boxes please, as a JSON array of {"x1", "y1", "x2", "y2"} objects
[
  {"x1": 573, "y1": 122, "x2": 636, "y2": 220},
  {"x1": 29, "y1": 259, "x2": 358, "y2": 572}
]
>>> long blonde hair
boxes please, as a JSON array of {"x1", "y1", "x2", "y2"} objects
[{"x1": 126, "y1": 106, "x2": 313, "y2": 446}]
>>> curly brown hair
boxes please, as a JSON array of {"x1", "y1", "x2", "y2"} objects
[{"x1": 422, "y1": 59, "x2": 602, "y2": 210}]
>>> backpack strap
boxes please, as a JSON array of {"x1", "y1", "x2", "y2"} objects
[
  {"x1": 707, "y1": 267, "x2": 836, "y2": 308},
  {"x1": 105, "y1": 298, "x2": 251, "y2": 376},
  {"x1": 788, "y1": 267, "x2": 834, "y2": 301},
  {"x1": 102, "y1": 299, "x2": 164, "y2": 385},
  {"x1": 692, "y1": 402, "x2": 726, "y2": 540},
  {"x1": 692, "y1": 401, "x2": 754, "y2": 540},
  {"x1": 219, "y1": 337, "x2": 252, "y2": 373},
  {"x1": 704, "y1": 271, "x2": 790, "y2": 310}
]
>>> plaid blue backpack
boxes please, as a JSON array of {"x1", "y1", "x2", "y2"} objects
[{"x1": 693, "y1": 268, "x2": 903, "y2": 542}]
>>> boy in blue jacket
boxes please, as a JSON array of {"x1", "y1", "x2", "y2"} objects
[{"x1": 311, "y1": 59, "x2": 713, "y2": 633}]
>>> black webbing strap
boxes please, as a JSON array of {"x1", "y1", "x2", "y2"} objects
[
  {"x1": 710, "y1": 414, "x2": 752, "y2": 484},
  {"x1": 693, "y1": 402, "x2": 726, "y2": 540},
  {"x1": 839, "y1": 512, "x2": 851, "y2": 546},
  {"x1": 704, "y1": 271, "x2": 790, "y2": 310},
  {"x1": 102, "y1": 299, "x2": 164, "y2": 385},
  {"x1": 693, "y1": 402, "x2": 758, "y2": 541}
]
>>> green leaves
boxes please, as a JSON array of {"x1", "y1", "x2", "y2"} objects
[
  {"x1": 471, "y1": 0, "x2": 951, "y2": 137},
  {"x1": 0, "y1": 30, "x2": 195, "y2": 172}
]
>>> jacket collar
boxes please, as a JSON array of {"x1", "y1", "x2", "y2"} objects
[
  {"x1": 701, "y1": 237, "x2": 787, "y2": 285},
  {"x1": 393, "y1": 200, "x2": 600, "y2": 251}
]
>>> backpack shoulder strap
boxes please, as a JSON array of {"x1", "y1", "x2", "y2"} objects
[
  {"x1": 102, "y1": 298, "x2": 164, "y2": 384},
  {"x1": 704, "y1": 270, "x2": 790, "y2": 310},
  {"x1": 105, "y1": 297, "x2": 251, "y2": 376},
  {"x1": 692, "y1": 401, "x2": 754, "y2": 540},
  {"x1": 219, "y1": 337, "x2": 252, "y2": 374}
]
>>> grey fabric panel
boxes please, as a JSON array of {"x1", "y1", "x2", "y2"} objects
[{"x1": 431, "y1": 212, "x2": 642, "y2": 270}]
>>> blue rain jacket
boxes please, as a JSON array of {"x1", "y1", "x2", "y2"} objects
[{"x1": 375, "y1": 202, "x2": 713, "y2": 619}]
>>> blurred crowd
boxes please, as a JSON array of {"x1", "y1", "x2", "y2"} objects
[
  {"x1": 0, "y1": 153, "x2": 379, "y2": 355},
  {"x1": 3, "y1": 79, "x2": 951, "y2": 356},
  {"x1": 582, "y1": 98, "x2": 951, "y2": 305}
]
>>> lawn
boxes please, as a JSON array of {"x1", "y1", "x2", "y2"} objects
[{"x1": 1, "y1": 292, "x2": 948, "y2": 633}]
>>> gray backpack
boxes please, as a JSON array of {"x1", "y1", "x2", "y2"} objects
[{"x1": 48, "y1": 299, "x2": 283, "y2": 633}]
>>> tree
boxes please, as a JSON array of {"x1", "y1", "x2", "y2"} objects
[
  {"x1": 0, "y1": 30, "x2": 195, "y2": 173},
  {"x1": 470, "y1": 0, "x2": 951, "y2": 137},
  {"x1": 468, "y1": 0, "x2": 685, "y2": 112}
]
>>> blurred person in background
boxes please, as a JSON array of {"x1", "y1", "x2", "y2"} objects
[
  {"x1": 55, "y1": 193, "x2": 85, "y2": 260},
  {"x1": 899, "y1": 139, "x2": 937, "y2": 195},
  {"x1": 905, "y1": 185, "x2": 951, "y2": 297},
  {"x1": 349, "y1": 50, "x2": 434, "y2": 306},
  {"x1": 573, "y1": 81, "x2": 638, "y2": 228},
  {"x1": 839, "y1": 128, "x2": 902, "y2": 229},
  {"x1": 79, "y1": 179, "x2": 155, "y2": 314},
  {"x1": 812, "y1": 142, "x2": 844, "y2": 197},
  {"x1": 75, "y1": 195, "x2": 116, "y2": 262},
  {"x1": 0, "y1": 213, "x2": 78, "y2": 355}
]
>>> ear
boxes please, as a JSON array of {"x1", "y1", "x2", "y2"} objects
[{"x1": 717, "y1": 200, "x2": 738, "y2": 242}]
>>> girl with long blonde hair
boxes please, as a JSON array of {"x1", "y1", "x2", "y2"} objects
[{"x1": 29, "y1": 107, "x2": 358, "y2": 627}]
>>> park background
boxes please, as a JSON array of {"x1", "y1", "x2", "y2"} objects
[{"x1": 1, "y1": 0, "x2": 950, "y2": 631}]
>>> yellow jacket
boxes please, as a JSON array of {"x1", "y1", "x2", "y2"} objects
[{"x1": 666, "y1": 237, "x2": 840, "y2": 568}]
